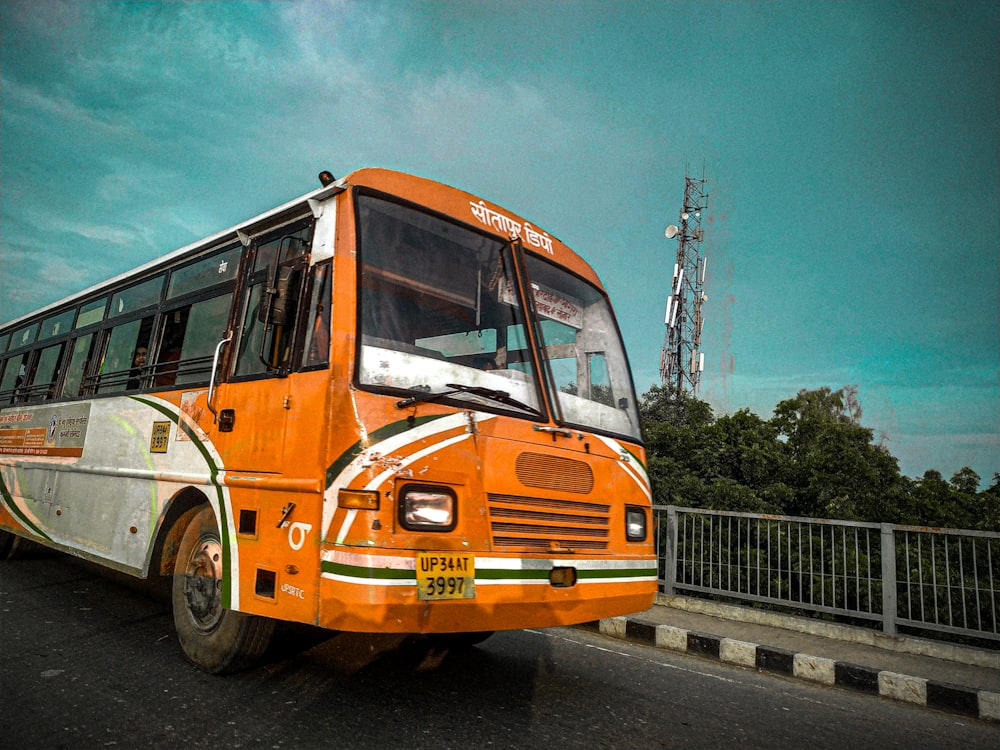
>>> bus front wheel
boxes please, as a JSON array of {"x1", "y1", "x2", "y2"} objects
[{"x1": 171, "y1": 506, "x2": 274, "y2": 673}]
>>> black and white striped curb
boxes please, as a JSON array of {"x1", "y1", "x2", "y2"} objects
[{"x1": 588, "y1": 615, "x2": 1000, "y2": 722}]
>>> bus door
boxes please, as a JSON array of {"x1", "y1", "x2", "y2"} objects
[{"x1": 208, "y1": 220, "x2": 314, "y2": 475}]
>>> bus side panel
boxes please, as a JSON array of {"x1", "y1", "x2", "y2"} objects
[
  {"x1": 209, "y1": 368, "x2": 331, "y2": 624},
  {"x1": 224, "y1": 484, "x2": 323, "y2": 626},
  {"x1": 0, "y1": 397, "x2": 229, "y2": 574}
]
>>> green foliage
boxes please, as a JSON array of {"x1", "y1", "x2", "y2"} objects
[{"x1": 639, "y1": 385, "x2": 997, "y2": 531}]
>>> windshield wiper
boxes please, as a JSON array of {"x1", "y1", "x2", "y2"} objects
[{"x1": 395, "y1": 383, "x2": 537, "y2": 413}]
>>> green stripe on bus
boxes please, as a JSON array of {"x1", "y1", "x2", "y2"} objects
[
  {"x1": 577, "y1": 566, "x2": 658, "y2": 580},
  {"x1": 475, "y1": 566, "x2": 657, "y2": 581},
  {"x1": 321, "y1": 560, "x2": 415, "y2": 581},
  {"x1": 476, "y1": 568, "x2": 550, "y2": 581},
  {"x1": 130, "y1": 396, "x2": 233, "y2": 608},
  {"x1": 622, "y1": 445, "x2": 647, "y2": 472},
  {"x1": 324, "y1": 413, "x2": 451, "y2": 490},
  {"x1": 320, "y1": 560, "x2": 657, "y2": 583}
]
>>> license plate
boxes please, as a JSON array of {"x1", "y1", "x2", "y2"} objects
[{"x1": 416, "y1": 552, "x2": 475, "y2": 600}]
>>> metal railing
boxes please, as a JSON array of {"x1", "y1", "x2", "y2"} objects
[{"x1": 653, "y1": 505, "x2": 1000, "y2": 643}]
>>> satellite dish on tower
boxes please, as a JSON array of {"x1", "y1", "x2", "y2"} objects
[{"x1": 665, "y1": 225, "x2": 680, "y2": 239}]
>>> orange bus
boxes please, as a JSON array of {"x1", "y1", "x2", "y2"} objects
[{"x1": 0, "y1": 168, "x2": 656, "y2": 672}]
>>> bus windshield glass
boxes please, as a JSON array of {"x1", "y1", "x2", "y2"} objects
[
  {"x1": 357, "y1": 194, "x2": 641, "y2": 440},
  {"x1": 357, "y1": 195, "x2": 544, "y2": 416},
  {"x1": 524, "y1": 255, "x2": 642, "y2": 441}
]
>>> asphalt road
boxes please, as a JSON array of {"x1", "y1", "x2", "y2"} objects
[{"x1": 1, "y1": 551, "x2": 997, "y2": 750}]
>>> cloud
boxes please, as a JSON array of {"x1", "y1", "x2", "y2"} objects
[
  {"x1": 889, "y1": 431, "x2": 999, "y2": 483},
  {"x1": 1, "y1": 77, "x2": 134, "y2": 139},
  {"x1": 0, "y1": 243, "x2": 113, "y2": 322}
]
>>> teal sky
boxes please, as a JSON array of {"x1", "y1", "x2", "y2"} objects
[{"x1": 1, "y1": 0, "x2": 997, "y2": 485}]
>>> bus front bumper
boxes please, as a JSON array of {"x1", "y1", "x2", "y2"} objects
[{"x1": 316, "y1": 548, "x2": 658, "y2": 634}]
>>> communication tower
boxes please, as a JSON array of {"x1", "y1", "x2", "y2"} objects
[{"x1": 659, "y1": 172, "x2": 708, "y2": 394}]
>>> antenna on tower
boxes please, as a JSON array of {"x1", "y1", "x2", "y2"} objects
[{"x1": 659, "y1": 170, "x2": 709, "y2": 395}]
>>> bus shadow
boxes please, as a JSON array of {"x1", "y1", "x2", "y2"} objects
[{"x1": 252, "y1": 624, "x2": 554, "y2": 743}]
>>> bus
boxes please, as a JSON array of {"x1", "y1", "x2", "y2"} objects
[{"x1": 0, "y1": 167, "x2": 656, "y2": 672}]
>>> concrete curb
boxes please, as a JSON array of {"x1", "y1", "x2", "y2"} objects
[{"x1": 589, "y1": 615, "x2": 1000, "y2": 722}]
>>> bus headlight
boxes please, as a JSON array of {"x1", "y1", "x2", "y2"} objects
[
  {"x1": 400, "y1": 485, "x2": 456, "y2": 531},
  {"x1": 625, "y1": 506, "x2": 647, "y2": 542}
]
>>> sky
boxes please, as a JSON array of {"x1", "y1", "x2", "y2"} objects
[{"x1": 1, "y1": 0, "x2": 997, "y2": 487}]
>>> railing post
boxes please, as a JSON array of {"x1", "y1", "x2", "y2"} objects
[
  {"x1": 880, "y1": 523, "x2": 897, "y2": 635},
  {"x1": 664, "y1": 506, "x2": 678, "y2": 596}
]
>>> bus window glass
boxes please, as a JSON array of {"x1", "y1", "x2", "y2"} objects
[
  {"x1": 524, "y1": 255, "x2": 641, "y2": 440},
  {"x1": 61, "y1": 334, "x2": 94, "y2": 397},
  {"x1": 356, "y1": 195, "x2": 541, "y2": 416},
  {"x1": 0, "y1": 354, "x2": 26, "y2": 405},
  {"x1": 76, "y1": 298, "x2": 107, "y2": 328},
  {"x1": 302, "y1": 263, "x2": 331, "y2": 368},
  {"x1": 254, "y1": 227, "x2": 309, "y2": 274},
  {"x1": 167, "y1": 244, "x2": 242, "y2": 299},
  {"x1": 97, "y1": 317, "x2": 154, "y2": 393},
  {"x1": 109, "y1": 276, "x2": 163, "y2": 319},
  {"x1": 234, "y1": 222, "x2": 312, "y2": 378},
  {"x1": 11, "y1": 322, "x2": 39, "y2": 350},
  {"x1": 39, "y1": 309, "x2": 76, "y2": 341},
  {"x1": 0, "y1": 333, "x2": 9, "y2": 354},
  {"x1": 177, "y1": 294, "x2": 230, "y2": 384},
  {"x1": 23, "y1": 343, "x2": 65, "y2": 403},
  {"x1": 155, "y1": 294, "x2": 231, "y2": 387},
  {"x1": 235, "y1": 283, "x2": 267, "y2": 377}
]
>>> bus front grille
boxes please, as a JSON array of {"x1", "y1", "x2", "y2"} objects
[
  {"x1": 515, "y1": 452, "x2": 594, "y2": 494},
  {"x1": 486, "y1": 493, "x2": 611, "y2": 552}
]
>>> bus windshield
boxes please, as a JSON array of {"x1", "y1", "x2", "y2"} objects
[
  {"x1": 525, "y1": 254, "x2": 641, "y2": 440},
  {"x1": 356, "y1": 194, "x2": 642, "y2": 441},
  {"x1": 357, "y1": 195, "x2": 544, "y2": 417}
]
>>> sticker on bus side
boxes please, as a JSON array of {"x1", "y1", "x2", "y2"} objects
[{"x1": 0, "y1": 403, "x2": 91, "y2": 458}]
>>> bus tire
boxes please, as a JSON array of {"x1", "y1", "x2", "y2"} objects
[{"x1": 171, "y1": 506, "x2": 274, "y2": 673}]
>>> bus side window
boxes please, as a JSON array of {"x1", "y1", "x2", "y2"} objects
[
  {"x1": 0, "y1": 354, "x2": 26, "y2": 405},
  {"x1": 94, "y1": 316, "x2": 154, "y2": 393},
  {"x1": 61, "y1": 334, "x2": 95, "y2": 398},
  {"x1": 257, "y1": 264, "x2": 302, "y2": 370},
  {"x1": 234, "y1": 222, "x2": 313, "y2": 379},
  {"x1": 22, "y1": 342, "x2": 66, "y2": 404},
  {"x1": 154, "y1": 294, "x2": 231, "y2": 388},
  {"x1": 235, "y1": 282, "x2": 268, "y2": 377},
  {"x1": 301, "y1": 262, "x2": 331, "y2": 368},
  {"x1": 154, "y1": 309, "x2": 187, "y2": 388}
]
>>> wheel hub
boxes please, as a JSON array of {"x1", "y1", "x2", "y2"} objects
[{"x1": 182, "y1": 537, "x2": 224, "y2": 633}]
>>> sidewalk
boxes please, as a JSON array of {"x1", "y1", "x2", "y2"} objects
[{"x1": 587, "y1": 594, "x2": 1000, "y2": 722}]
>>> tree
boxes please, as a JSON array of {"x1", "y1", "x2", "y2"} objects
[
  {"x1": 637, "y1": 383, "x2": 993, "y2": 529},
  {"x1": 707, "y1": 408, "x2": 787, "y2": 492},
  {"x1": 770, "y1": 387, "x2": 903, "y2": 521},
  {"x1": 907, "y1": 470, "x2": 970, "y2": 528},
  {"x1": 950, "y1": 467, "x2": 980, "y2": 495},
  {"x1": 640, "y1": 386, "x2": 716, "y2": 508},
  {"x1": 978, "y1": 474, "x2": 1000, "y2": 531},
  {"x1": 640, "y1": 384, "x2": 714, "y2": 430}
]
